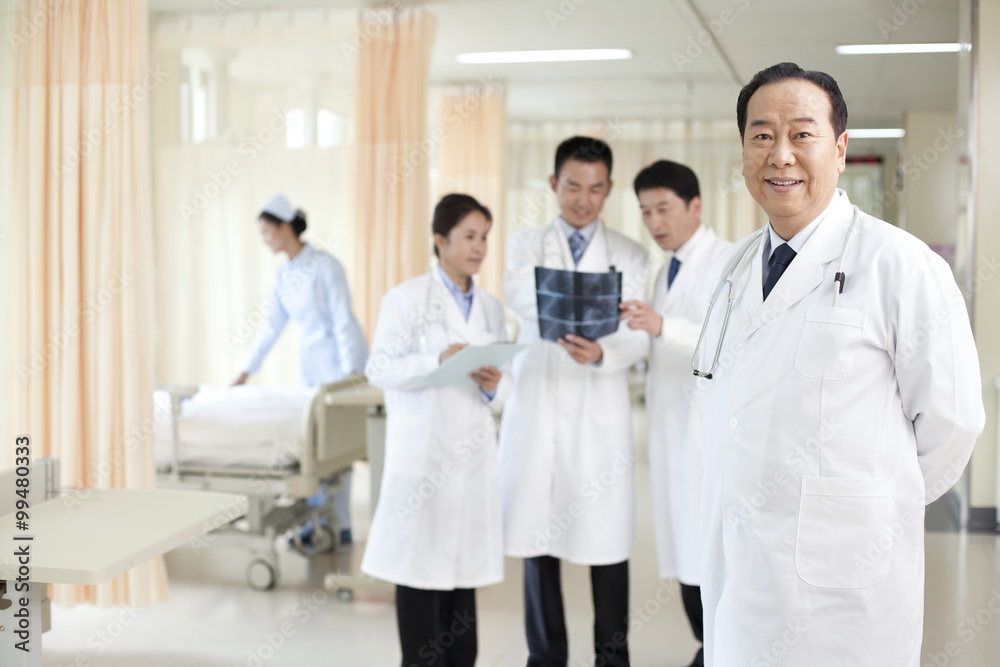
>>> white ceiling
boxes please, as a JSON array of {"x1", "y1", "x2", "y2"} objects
[{"x1": 149, "y1": 0, "x2": 964, "y2": 135}]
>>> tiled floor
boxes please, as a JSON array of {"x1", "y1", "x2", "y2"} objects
[{"x1": 41, "y1": 408, "x2": 1000, "y2": 666}]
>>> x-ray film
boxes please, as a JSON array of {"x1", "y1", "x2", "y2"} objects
[{"x1": 535, "y1": 266, "x2": 622, "y2": 342}]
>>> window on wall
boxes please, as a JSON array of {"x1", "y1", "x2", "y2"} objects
[
  {"x1": 285, "y1": 109, "x2": 305, "y2": 149},
  {"x1": 317, "y1": 110, "x2": 345, "y2": 148}
]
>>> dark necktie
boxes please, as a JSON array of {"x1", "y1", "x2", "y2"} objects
[
  {"x1": 667, "y1": 256, "x2": 681, "y2": 289},
  {"x1": 763, "y1": 243, "x2": 796, "y2": 301}
]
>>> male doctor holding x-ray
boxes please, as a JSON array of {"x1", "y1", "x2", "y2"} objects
[{"x1": 695, "y1": 62, "x2": 984, "y2": 666}]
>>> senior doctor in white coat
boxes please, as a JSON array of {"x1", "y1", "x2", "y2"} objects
[
  {"x1": 620, "y1": 160, "x2": 730, "y2": 667},
  {"x1": 696, "y1": 62, "x2": 984, "y2": 667},
  {"x1": 362, "y1": 194, "x2": 511, "y2": 667},
  {"x1": 500, "y1": 136, "x2": 648, "y2": 667}
]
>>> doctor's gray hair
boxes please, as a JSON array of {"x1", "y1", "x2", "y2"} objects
[
  {"x1": 736, "y1": 62, "x2": 848, "y2": 140},
  {"x1": 432, "y1": 194, "x2": 492, "y2": 258}
]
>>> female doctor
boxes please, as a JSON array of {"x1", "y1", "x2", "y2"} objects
[
  {"x1": 233, "y1": 194, "x2": 368, "y2": 545},
  {"x1": 362, "y1": 194, "x2": 511, "y2": 667}
]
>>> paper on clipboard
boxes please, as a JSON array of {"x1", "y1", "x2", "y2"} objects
[{"x1": 413, "y1": 343, "x2": 527, "y2": 388}]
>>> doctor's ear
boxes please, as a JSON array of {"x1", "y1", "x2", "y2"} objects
[{"x1": 433, "y1": 233, "x2": 447, "y2": 258}]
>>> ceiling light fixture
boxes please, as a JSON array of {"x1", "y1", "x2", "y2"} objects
[
  {"x1": 835, "y1": 43, "x2": 963, "y2": 55},
  {"x1": 848, "y1": 128, "x2": 906, "y2": 139},
  {"x1": 456, "y1": 48, "x2": 632, "y2": 64}
]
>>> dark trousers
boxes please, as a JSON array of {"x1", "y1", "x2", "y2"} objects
[
  {"x1": 396, "y1": 585, "x2": 477, "y2": 667},
  {"x1": 680, "y1": 583, "x2": 704, "y2": 667},
  {"x1": 524, "y1": 555, "x2": 630, "y2": 667}
]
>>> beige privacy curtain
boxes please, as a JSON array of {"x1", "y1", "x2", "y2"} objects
[
  {"x1": 354, "y1": 6, "x2": 437, "y2": 336},
  {"x1": 11, "y1": 0, "x2": 167, "y2": 607},
  {"x1": 435, "y1": 83, "x2": 507, "y2": 299}
]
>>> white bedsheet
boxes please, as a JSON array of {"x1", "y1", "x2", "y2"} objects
[{"x1": 153, "y1": 385, "x2": 315, "y2": 470}]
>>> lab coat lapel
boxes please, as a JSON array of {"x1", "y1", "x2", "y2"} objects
[
  {"x1": 576, "y1": 220, "x2": 610, "y2": 273},
  {"x1": 542, "y1": 221, "x2": 574, "y2": 270},
  {"x1": 430, "y1": 268, "x2": 473, "y2": 343},
  {"x1": 663, "y1": 226, "x2": 710, "y2": 309},
  {"x1": 467, "y1": 287, "x2": 494, "y2": 344},
  {"x1": 740, "y1": 195, "x2": 851, "y2": 337}
]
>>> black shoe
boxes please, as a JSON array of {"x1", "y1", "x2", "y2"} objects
[
  {"x1": 686, "y1": 646, "x2": 704, "y2": 667},
  {"x1": 339, "y1": 528, "x2": 353, "y2": 546}
]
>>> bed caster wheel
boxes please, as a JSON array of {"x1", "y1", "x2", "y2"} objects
[
  {"x1": 336, "y1": 587, "x2": 354, "y2": 602},
  {"x1": 247, "y1": 559, "x2": 277, "y2": 592},
  {"x1": 292, "y1": 525, "x2": 336, "y2": 557}
]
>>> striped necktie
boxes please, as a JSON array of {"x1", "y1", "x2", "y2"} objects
[{"x1": 568, "y1": 231, "x2": 585, "y2": 266}]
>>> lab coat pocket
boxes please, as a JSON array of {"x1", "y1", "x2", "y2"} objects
[
  {"x1": 794, "y1": 306, "x2": 866, "y2": 380},
  {"x1": 795, "y1": 476, "x2": 896, "y2": 589},
  {"x1": 384, "y1": 415, "x2": 430, "y2": 476}
]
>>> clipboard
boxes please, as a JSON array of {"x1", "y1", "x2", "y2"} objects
[{"x1": 413, "y1": 343, "x2": 527, "y2": 388}]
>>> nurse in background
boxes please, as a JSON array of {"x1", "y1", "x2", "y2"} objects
[
  {"x1": 233, "y1": 193, "x2": 367, "y2": 545},
  {"x1": 619, "y1": 160, "x2": 731, "y2": 667},
  {"x1": 362, "y1": 194, "x2": 511, "y2": 667}
]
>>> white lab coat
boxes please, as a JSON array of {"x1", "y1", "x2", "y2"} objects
[
  {"x1": 646, "y1": 225, "x2": 731, "y2": 584},
  {"x1": 499, "y1": 218, "x2": 649, "y2": 565},
  {"x1": 361, "y1": 269, "x2": 512, "y2": 590},
  {"x1": 243, "y1": 243, "x2": 367, "y2": 387},
  {"x1": 696, "y1": 191, "x2": 984, "y2": 666}
]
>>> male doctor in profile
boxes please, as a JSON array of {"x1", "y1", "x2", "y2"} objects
[
  {"x1": 619, "y1": 160, "x2": 731, "y2": 667},
  {"x1": 696, "y1": 62, "x2": 984, "y2": 666},
  {"x1": 500, "y1": 136, "x2": 649, "y2": 667}
]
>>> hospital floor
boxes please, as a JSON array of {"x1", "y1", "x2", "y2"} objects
[{"x1": 43, "y1": 406, "x2": 1000, "y2": 667}]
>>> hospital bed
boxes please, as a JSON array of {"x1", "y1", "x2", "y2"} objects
[{"x1": 154, "y1": 378, "x2": 385, "y2": 593}]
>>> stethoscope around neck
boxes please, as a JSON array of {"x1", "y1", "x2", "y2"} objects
[
  {"x1": 691, "y1": 207, "x2": 861, "y2": 379},
  {"x1": 416, "y1": 267, "x2": 498, "y2": 353}
]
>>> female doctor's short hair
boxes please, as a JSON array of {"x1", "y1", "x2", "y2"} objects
[{"x1": 432, "y1": 194, "x2": 492, "y2": 258}]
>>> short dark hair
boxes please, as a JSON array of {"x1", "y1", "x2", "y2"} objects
[
  {"x1": 633, "y1": 160, "x2": 700, "y2": 205},
  {"x1": 736, "y1": 62, "x2": 848, "y2": 140},
  {"x1": 260, "y1": 209, "x2": 308, "y2": 237},
  {"x1": 554, "y1": 135, "x2": 613, "y2": 179},
  {"x1": 432, "y1": 193, "x2": 492, "y2": 258}
]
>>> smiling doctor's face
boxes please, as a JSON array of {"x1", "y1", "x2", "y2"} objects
[
  {"x1": 549, "y1": 159, "x2": 613, "y2": 229},
  {"x1": 742, "y1": 78, "x2": 848, "y2": 238}
]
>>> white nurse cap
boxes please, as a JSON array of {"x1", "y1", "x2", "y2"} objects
[{"x1": 261, "y1": 194, "x2": 295, "y2": 223}]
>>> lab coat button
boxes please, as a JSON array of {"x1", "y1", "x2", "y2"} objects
[{"x1": 728, "y1": 417, "x2": 739, "y2": 429}]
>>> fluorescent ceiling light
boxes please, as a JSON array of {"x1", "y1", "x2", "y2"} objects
[
  {"x1": 848, "y1": 128, "x2": 906, "y2": 139},
  {"x1": 836, "y1": 43, "x2": 962, "y2": 55},
  {"x1": 456, "y1": 49, "x2": 632, "y2": 64}
]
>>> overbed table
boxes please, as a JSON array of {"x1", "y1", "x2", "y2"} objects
[{"x1": 0, "y1": 470, "x2": 247, "y2": 667}]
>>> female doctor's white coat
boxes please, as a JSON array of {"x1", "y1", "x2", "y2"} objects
[
  {"x1": 361, "y1": 269, "x2": 512, "y2": 590},
  {"x1": 646, "y1": 225, "x2": 730, "y2": 584},
  {"x1": 696, "y1": 191, "x2": 984, "y2": 666},
  {"x1": 499, "y1": 219, "x2": 649, "y2": 565}
]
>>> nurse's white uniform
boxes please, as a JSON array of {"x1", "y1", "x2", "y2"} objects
[
  {"x1": 243, "y1": 243, "x2": 367, "y2": 387},
  {"x1": 646, "y1": 225, "x2": 730, "y2": 584},
  {"x1": 362, "y1": 269, "x2": 511, "y2": 590},
  {"x1": 697, "y1": 191, "x2": 984, "y2": 666},
  {"x1": 499, "y1": 218, "x2": 649, "y2": 565}
]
